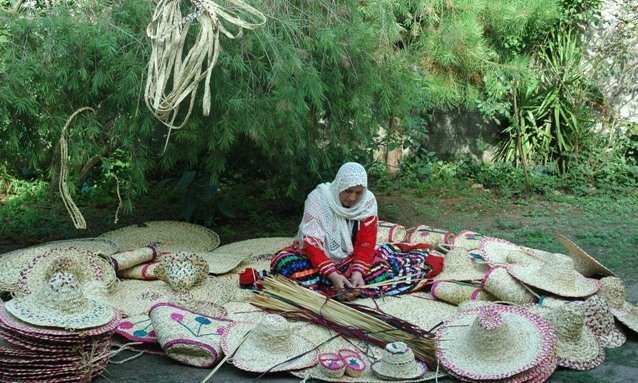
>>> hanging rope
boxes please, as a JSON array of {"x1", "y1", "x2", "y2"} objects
[
  {"x1": 59, "y1": 107, "x2": 95, "y2": 230},
  {"x1": 144, "y1": 0, "x2": 266, "y2": 146}
]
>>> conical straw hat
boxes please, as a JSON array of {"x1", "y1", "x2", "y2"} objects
[
  {"x1": 597, "y1": 276, "x2": 638, "y2": 334},
  {"x1": 481, "y1": 266, "x2": 537, "y2": 304},
  {"x1": 370, "y1": 341, "x2": 428, "y2": 380},
  {"x1": 5, "y1": 271, "x2": 116, "y2": 330},
  {"x1": 221, "y1": 313, "x2": 318, "y2": 372},
  {"x1": 99, "y1": 221, "x2": 220, "y2": 252},
  {"x1": 549, "y1": 303, "x2": 605, "y2": 370},
  {"x1": 507, "y1": 253, "x2": 600, "y2": 297},
  {"x1": 432, "y1": 248, "x2": 489, "y2": 282},
  {"x1": 581, "y1": 295, "x2": 626, "y2": 348},
  {"x1": 435, "y1": 304, "x2": 556, "y2": 381},
  {"x1": 556, "y1": 233, "x2": 616, "y2": 277}
]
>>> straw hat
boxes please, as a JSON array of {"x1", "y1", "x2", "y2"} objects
[
  {"x1": 549, "y1": 303, "x2": 605, "y2": 370},
  {"x1": 103, "y1": 277, "x2": 234, "y2": 318},
  {"x1": 4, "y1": 247, "x2": 116, "y2": 298},
  {"x1": 98, "y1": 221, "x2": 220, "y2": 252},
  {"x1": 5, "y1": 271, "x2": 116, "y2": 330},
  {"x1": 371, "y1": 341, "x2": 427, "y2": 380},
  {"x1": 556, "y1": 233, "x2": 616, "y2": 277},
  {"x1": 597, "y1": 276, "x2": 638, "y2": 334},
  {"x1": 403, "y1": 225, "x2": 453, "y2": 247},
  {"x1": 476, "y1": 237, "x2": 542, "y2": 265},
  {"x1": 430, "y1": 281, "x2": 498, "y2": 306},
  {"x1": 149, "y1": 302, "x2": 234, "y2": 367},
  {"x1": 435, "y1": 304, "x2": 556, "y2": 381},
  {"x1": 431, "y1": 248, "x2": 489, "y2": 282},
  {"x1": 448, "y1": 230, "x2": 488, "y2": 250},
  {"x1": 221, "y1": 313, "x2": 318, "y2": 372},
  {"x1": 481, "y1": 266, "x2": 537, "y2": 304},
  {"x1": 377, "y1": 221, "x2": 408, "y2": 244},
  {"x1": 154, "y1": 252, "x2": 209, "y2": 292},
  {"x1": 507, "y1": 253, "x2": 600, "y2": 297},
  {"x1": 581, "y1": 295, "x2": 626, "y2": 348}
]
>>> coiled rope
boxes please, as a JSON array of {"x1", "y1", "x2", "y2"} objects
[{"x1": 144, "y1": 0, "x2": 266, "y2": 146}]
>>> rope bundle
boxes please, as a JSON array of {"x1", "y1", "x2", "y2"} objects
[{"x1": 144, "y1": 0, "x2": 266, "y2": 142}]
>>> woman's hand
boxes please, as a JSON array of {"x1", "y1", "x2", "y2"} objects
[
  {"x1": 327, "y1": 272, "x2": 354, "y2": 299},
  {"x1": 348, "y1": 272, "x2": 365, "y2": 300}
]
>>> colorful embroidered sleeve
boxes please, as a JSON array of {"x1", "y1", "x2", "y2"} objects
[
  {"x1": 352, "y1": 216, "x2": 378, "y2": 274},
  {"x1": 304, "y1": 238, "x2": 338, "y2": 277}
]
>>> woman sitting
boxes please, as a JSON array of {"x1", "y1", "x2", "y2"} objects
[{"x1": 271, "y1": 162, "x2": 443, "y2": 300}]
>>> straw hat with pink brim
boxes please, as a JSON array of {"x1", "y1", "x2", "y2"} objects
[
  {"x1": 5, "y1": 270, "x2": 116, "y2": 330},
  {"x1": 431, "y1": 281, "x2": 498, "y2": 306},
  {"x1": 597, "y1": 276, "x2": 638, "y2": 334},
  {"x1": 435, "y1": 304, "x2": 556, "y2": 381},
  {"x1": 549, "y1": 303, "x2": 605, "y2": 370},
  {"x1": 431, "y1": 248, "x2": 489, "y2": 282},
  {"x1": 221, "y1": 313, "x2": 318, "y2": 372},
  {"x1": 581, "y1": 295, "x2": 626, "y2": 349},
  {"x1": 476, "y1": 237, "x2": 544, "y2": 266},
  {"x1": 507, "y1": 253, "x2": 600, "y2": 298},
  {"x1": 98, "y1": 221, "x2": 220, "y2": 252},
  {"x1": 555, "y1": 233, "x2": 616, "y2": 277}
]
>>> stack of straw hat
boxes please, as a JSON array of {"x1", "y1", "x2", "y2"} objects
[{"x1": 0, "y1": 269, "x2": 120, "y2": 383}]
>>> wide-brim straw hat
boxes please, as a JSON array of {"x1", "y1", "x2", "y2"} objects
[
  {"x1": 149, "y1": 302, "x2": 235, "y2": 367},
  {"x1": 370, "y1": 341, "x2": 428, "y2": 380},
  {"x1": 581, "y1": 295, "x2": 626, "y2": 349},
  {"x1": 597, "y1": 276, "x2": 638, "y2": 334},
  {"x1": 221, "y1": 313, "x2": 318, "y2": 372},
  {"x1": 98, "y1": 221, "x2": 220, "y2": 252},
  {"x1": 481, "y1": 266, "x2": 537, "y2": 304},
  {"x1": 431, "y1": 248, "x2": 489, "y2": 282},
  {"x1": 430, "y1": 281, "x2": 498, "y2": 306},
  {"x1": 436, "y1": 304, "x2": 556, "y2": 381},
  {"x1": 154, "y1": 252, "x2": 209, "y2": 292},
  {"x1": 377, "y1": 221, "x2": 408, "y2": 244},
  {"x1": 1, "y1": 246, "x2": 117, "y2": 297},
  {"x1": 507, "y1": 253, "x2": 600, "y2": 298},
  {"x1": 555, "y1": 233, "x2": 616, "y2": 277},
  {"x1": 101, "y1": 275, "x2": 239, "y2": 318},
  {"x1": 5, "y1": 271, "x2": 116, "y2": 330},
  {"x1": 549, "y1": 303, "x2": 605, "y2": 370},
  {"x1": 403, "y1": 225, "x2": 453, "y2": 247},
  {"x1": 476, "y1": 237, "x2": 543, "y2": 266}
]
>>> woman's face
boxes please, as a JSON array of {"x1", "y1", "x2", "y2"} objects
[{"x1": 339, "y1": 185, "x2": 364, "y2": 208}]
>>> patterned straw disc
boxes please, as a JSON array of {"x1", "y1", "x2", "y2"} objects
[
  {"x1": 221, "y1": 313, "x2": 318, "y2": 372},
  {"x1": 581, "y1": 296, "x2": 626, "y2": 349},
  {"x1": 556, "y1": 233, "x2": 616, "y2": 277},
  {"x1": 549, "y1": 303, "x2": 605, "y2": 370},
  {"x1": 377, "y1": 221, "x2": 408, "y2": 245},
  {"x1": 403, "y1": 225, "x2": 453, "y2": 247},
  {"x1": 436, "y1": 304, "x2": 556, "y2": 381},
  {"x1": 477, "y1": 237, "x2": 542, "y2": 266},
  {"x1": 481, "y1": 266, "x2": 537, "y2": 305},
  {"x1": 430, "y1": 281, "x2": 498, "y2": 306},
  {"x1": 149, "y1": 302, "x2": 235, "y2": 367},
  {"x1": 5, "y1": 271, "x2": 116, "y2": 330},
  {"x1": 98, "y1": 221, "x2": 220, "y2": 252},
  {"x1": 597, "y1": 276, "x2": 638, "y2": 334},
  {"x1": 507, "y1": 253, "x2": 600, "y2": 298},
  {"x1": 432, "y1": 248, "x2": 489, "y2": 282}
]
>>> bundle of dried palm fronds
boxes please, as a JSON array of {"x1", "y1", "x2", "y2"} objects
[{"x1": 250, "y1": 275, "x2": 437, "y2": 367}]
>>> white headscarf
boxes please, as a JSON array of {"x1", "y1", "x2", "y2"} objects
[{"x1": 297, "y1": 162, "x2": 377, "y2": 260}]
